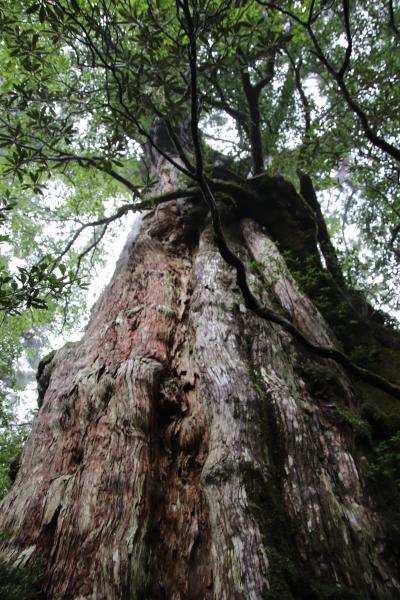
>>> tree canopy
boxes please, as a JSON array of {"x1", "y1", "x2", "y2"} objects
[{"x1": 0, "y1": 0, "x2": 399, "y2": 458}]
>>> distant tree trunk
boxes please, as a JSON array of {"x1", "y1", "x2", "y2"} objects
[{"x1": 0, "y1": 150, "x2": 399, "y2": 599}]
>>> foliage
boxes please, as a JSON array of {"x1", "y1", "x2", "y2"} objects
[
  {"x1": 0, "y1": 558, "x2": 44, "y2": 600},
  {"x1": 369, "y1": 430, "x2": 400, "y2": 488},
  {"x1": 0, "y1": 425, "x2": 28, "y2": 500},
  {"x1": 0, "y1": 312, "x2": 41, "y2": 498},
  {"x1": 333, "y1": 404, "x2": 371, "y2": 443}
]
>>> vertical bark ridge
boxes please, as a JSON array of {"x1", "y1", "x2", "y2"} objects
[
  {"x1": 191, "y1": 222, "x2": 270, "y2": 599},
  {"x1": 241, "y1": 219, "x2": 400, "y2": 598}
]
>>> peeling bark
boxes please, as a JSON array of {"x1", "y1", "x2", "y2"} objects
[{"x1": 0, "y1": 181, "x2": 399, "y2": 599}]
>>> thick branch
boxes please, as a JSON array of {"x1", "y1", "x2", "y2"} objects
[
  {"x1": 299, "y1": 173, "x2": 345, "y2": 285},
  {"x1": 338, "y1": 0, "x2": 353, "y2": 78},
  {"x1": 238, "y1": 60, "x2": 265, "y2": 175},
  {"x1": 202, "y1": 73, "x2": 248, "y2": 127},
  {"x1": 286, "y1": 51, "x2": 311, "y2": 164},
  {"x1": 388, "y1": 0, "x2": 400, "y2": 37}
]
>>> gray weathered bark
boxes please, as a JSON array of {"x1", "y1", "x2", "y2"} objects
[{"x1": 0, "y1": 178, "x2": 399, "y2": 598}]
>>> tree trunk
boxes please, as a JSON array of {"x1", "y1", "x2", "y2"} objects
[{"x1": 0, "y1": 169, "x2": 399, "y2": 599}]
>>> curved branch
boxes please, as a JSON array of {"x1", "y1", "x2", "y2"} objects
[
  {"x1": 75, "y1": 222, "x2": 108, "y2": 276},
  {"x1": 286, "y1": 51, "x2": 311, "y2": 151},
  {"x1": 338, "y1": 0, "x2": 353, "y2": 78},
  {"x1": 56, "y1": 187, "x2": 195, "y2": 263},
  {"x1": 180, "y1": 0, "x2": 400, "y2": 401}
]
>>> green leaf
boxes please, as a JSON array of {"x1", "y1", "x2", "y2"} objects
[
  {"x1": 39, "y1": 4, "x2": 46, "y2": 23},
  {"x1": 26, "y1": 4, "x2": 41, "y2": 15}
]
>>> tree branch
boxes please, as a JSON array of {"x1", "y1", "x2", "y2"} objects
[
  {"x1": 237, "y1": 50, "x2": 265, "y2": 175},
  {"x1": 338, "y1": 0, "x2": 353, "y2": 78},
  {"x1": 54, "y1": 0, "x2": 197, "y2": 180},
  {"x1": 180, "y1": 0, "x2": 400, "y2": 401},
  {"x1": 286, "y1": 51, "x2": 311, "y2": 152},
  {"x1": 75, "y1": 223, "x2": 108, "y2": 276},
  {"x1": 299, "y1": 173, "x2": 345, "y2": 285},
  {"x1": 388, "y1": 0, "x2": 400, "y2": 38},
  {"x1": 257, "y1": 0, "x2": 400, "y2": 162},
  {"x1": 56, "y1": 187, "x2": 195, "y2": 263}
]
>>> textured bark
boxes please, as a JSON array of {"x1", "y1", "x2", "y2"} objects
[{"x1": 0, "y1": 180, "x2": 399, "y2": 599}]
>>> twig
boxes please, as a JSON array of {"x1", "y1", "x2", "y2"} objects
[{"x1": 56, "y1": 187, "x2": 194, "y2": 263}]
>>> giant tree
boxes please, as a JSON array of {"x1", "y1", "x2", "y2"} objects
[{"x1": 0, "y1": 0, "x2": 400, "y2": 598}]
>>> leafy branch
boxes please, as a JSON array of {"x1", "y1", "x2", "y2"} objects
[{"x1": 257, "y1": 0, "x2": 400, "y2": 162}]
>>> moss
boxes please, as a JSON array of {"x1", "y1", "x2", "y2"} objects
[
  {"x1": 97, "y1": 376, "x2": 114, "y2": 410},
  {"x1": 261, "y1": 545, "x2": 323, "y2": 600},
  {"x1": 252, "y1": 380, "x2": 333, "y2": 600},
  {"x1": 249, "y1": 378, "x2": 300, "y2": 598},
  {"x1": 369, "y1": 431, "x2": 400, "y2": 486},
  {"x1": 311, "y1": 582, "x2": 363, "y2": 600},
  {"x1": 361, "y1": 401, "x2": 400, "y2": 440},
  {"x1": 259, "y1": 195, "x2": 400, "y2": 591},
  {"x1": 252, "y1": 369, "x2": 384, "y2": 599},
  {"x1": 299, "y1": 360, "x2": 346, "y2": 402},
  {"x1": 282, "y1": 249, "x2": 396, "y2": 376},
  {"x1": 248, "y1": 256, "x2": 291, "y2": 316},
  {"x1": 333, "y1": 405, "x2": 371, "y2": 444},
  {"x1": 0, "y1": 560, "x2": 45, "y2": 600},
  {"x1": 367, "y1": 463, "x2": 400, "y2": 567},
  {"x1": 158, "y1": 376, "x2": 184, "y2": 420},
  {"x1": 129, "y1": 542, "x2": 152, "y2": 598},
  {"x1": 357, "y1": 385, "x2": 400, "y2": 568}
]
